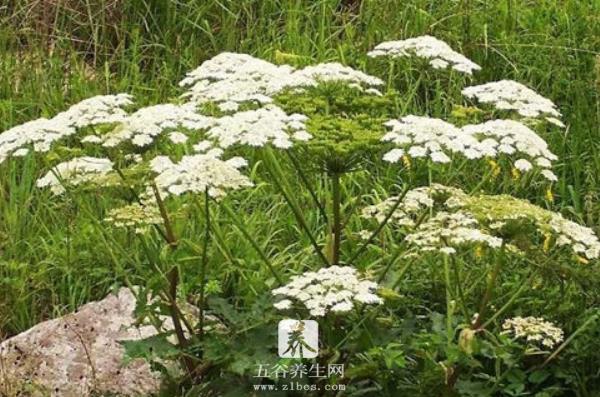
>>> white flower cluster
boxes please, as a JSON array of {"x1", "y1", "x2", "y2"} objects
[
  {"x1": 149, "y1": 149, "x2": 253, "y2": 199},
  {"x1": 461, "y1": 119, "x2": 558, "y2": 181},
  {"x1": 550, "y1": 215, "x2": 600, "y2": 260},
  {"x1": 502, "y1": 316, "x2": 564, "y2": 349},
  {"x1": 462, "y1": 80, "x2": 564, "y2": 126},
  {"x1": 54, "y1": 93, "x2": 133, "y2": 128},
  {"x1": 97, "y1": 103, "x2": 214, "y2": 148},
  {"x1": 405, "y1": 211, "x2": 503, "y2": 254},
  {"x1": 179, "y1": 52, "x2": 382, "y2": 110},
  {"x1": 382, "y1": 116, "x2": 466, "y2": 164},
  {"x1": 361, "y1": 187, "x2": 435, "y2": 226},
  {"x1": 105, "y1": 202, "x2": 162, "y2": 234},
  {"x1": 292, "y1": 62, "x2": 383, "y2": 89},
  {"x1": 272, "y1": 266, "x2": 382, "y2": 317},
  {"x1": 362, "y1": 184, "x2": 600, "y2": 260},
  {"x1": 207, "y1": 104, "x2": 310, "y2": 149},
  {"x1": 368, "y1": 35, "x2": 481, "y2": 75},
  {"x1": 0, "y1": 94, "x2": 132, "y2": 164},
  {"x1": 36, "y1": 156, "x2": 114, "y2": 195},
  {"x1": 382, "y1": 116, "x2": 558, "y2": 181}
]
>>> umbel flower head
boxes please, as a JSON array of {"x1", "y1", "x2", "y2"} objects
[
  {"x1": 0, "y1": 94, "x2": 132, "y2": 164},
  {"x1": 36, "y1": 156, "x2": 114, "y2": 195},
  {"x1": 206, "y1": 104, "x2": 310, "y2": 149},
  {"x1": 99, "y1": 103, "x2": 214, "y2": 148},
  {"x1": 179, "y1": 52, "x2": 382, "y2": 111},
  {"x1": 381, "y1": 116, "x2": 558, "y2": 181},
  {"x1": 272, "y1": 265, "x2": 382, "y2": 317},
  {"x1": 149, "y1": 149, "x2": 253, "y2": 199},
  {"x1": 404, "y1": 211, "x2": 503, "y2": 255},
  {"x1": 368, "y1": 35, "x2": 481, "y2": 75},
  {"x1": 362, "y1": 184, "x2": 600, "y2": 260},
  {"x1": 104, "y1": 202, "x2": 162, "y2": 234},
  {"x1": 502, "y1": 316, "x2": 564, "y2": 349},
  {"x1": 462, "y1": 80, "x2": 564, "y2": 127}
]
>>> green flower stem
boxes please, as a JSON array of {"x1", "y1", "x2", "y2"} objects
[
  {"x1": 391, "y1": 257, "x2": 416, "y2": 289},
  {"x1": 444, "y1": 255, "x2": 455, "y2": 346},
  {"x1": 469, "y1": 167, "x2": 495, "y2": 194},
  {"x1": 451, "y1": 255, "x2": 470, "y2": 321},
  {"x1": 220, "y1": 200, "x2": 283, "y2": 284},
  {"x1": 103, "y1": 154, "x2": 170, "y2": 242},
  {"x1": 331, "y1": 171, "x2": 342, "y2": 265},
  {"x1": 287, "y1": 150, "x2": 328, "y2": 223},
  {"x1": 387, "y1": 60, "x2": 395, "y2": 91},
  {"x1": 348, "y1": 185, "x2": 409, "y2": 264},
  {"x1": 151, "y1": 185, "x2": 190, "y2": 352},
  {"x1": 261, "y1": 147, "x2": 329, "y2": 266},
  {"x1": 198, "y1": 188, "x2": 210, "y2": 339},
  {"x1": 540, "y1": 313, "x2": 599, "y2": 368},
  {"x1": 336, "y1": 256, "x2": 415, "y2": 352},
  {"x1": 471, "y1": 252, "x2": 503, "y2": 330},
  {"x1": 481, "y1": 269, "x2": 536, "y2": 329}
]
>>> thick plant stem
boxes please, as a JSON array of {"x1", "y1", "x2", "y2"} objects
[
  {"x1": 481, "y1": 270, "x2": 536, "y2": 329},
  {"x1": 540, "y1": 313, "x2": 598, "y2": 368},
  {"x1": 198, "y1": 188, "x2": 210, "y2": 338},
  {"x1": 220, "y1": 201, "x2": 283, "y2": 284},
  {"x1": 443, "y1": 255, "x2": 454, "y2": 347},
  {"x1": 287, "y1": 151, "x2": 328, "y2": 223},
  {"x1": 151, "y1": 185, "x2": 193, "y2": 374},
  {"x1": 471, "y1": 254, "x2": 503, "y2": 330},
  {"x1": 349, "y1": 186, "x2": 410, "y2": 264},
  {"x1": 331, "y1": 172, "x2": 342, "y2": 265},
  {"x1": 262, "y1": 148, "x2": 329, "y2": 266}
]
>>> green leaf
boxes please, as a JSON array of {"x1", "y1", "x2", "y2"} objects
[{"x1": 120, "y1": 333, "x2": 180, "y2": 365}]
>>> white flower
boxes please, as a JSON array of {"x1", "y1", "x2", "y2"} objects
[
  {"x1": 36, "y1": 157, "x2": 113, "y2": 195},
  {"x1": 168, "y1": 131, "x2": 189, "y2": 144},
  {"x1": 362, "y1": 184, "x2": 600, "y2": 261},
  {"x1": 193, "y1": 140, "x2": 214, "y2": 153},
  {"x1": 0, "y1": 94, "x2": 132, "y2": 164},
  {"x1": 81, "y1": 135, "x2": 103, "y2": 144},
  {"x1": 53, "y1": 93, "x2": 133, "y2": 128},
  {"x1": 502, "y1": 316, "x2": 564, "y2": 349},
  {"x1": 150, "y1": 150, "x2": 253, "y2": 199},
  {"x1": 207, "y1": 104, "x2": 310, "y2": 149},
  {"x1": 368, "y1": 35, "x2": 481, "y2": 75},
  {"x1": 179, "y1": 52, "x2": 382, "y2": 108},
  {"x1": 382, "y1": 148, "x2": 405, "y2": 163},
  {"x1": 541, "y1": 169, "x2": 558, "y2": 182},
  {"x1": 273, "y1": 299, "x2": 293, "y2": 310},
  {"x1": 105, "y1": 202, "x2": 162, "y2": 234},
  {"x1": 462, "y1": 80, "x2": 562, "y2": 123},
  {"x1": 101, "y1": 103, "x2": 214, "y2": 148},
  {"x1": 382, "y1": 117, "x2": 557, "y2": 180},
  {"x1": 12, "y1": 148, "x2": 29, "y2": 157},
  {"x1": 272, "y1": 266, "x2": 382, "y2": 317},
  {"x1": 405, "y1": 211, "x2": 503, "y2": 254},
  {"x1": 382, "y1": 116, "x2": 469, "y2": 163},
  {"x1": 514, "y1": 159, "x2": 533, "y2": 171}
]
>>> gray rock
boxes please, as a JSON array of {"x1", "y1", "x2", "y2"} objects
[{"x1": 0, "y1": 288, "x2": 164, "y2": 396}]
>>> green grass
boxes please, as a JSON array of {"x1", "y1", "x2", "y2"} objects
[{"x1": 0, "y1": 1, "x2": 599, "y2": 395}]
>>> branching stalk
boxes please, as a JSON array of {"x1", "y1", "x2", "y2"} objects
[
  {"x1": 349, "y1": 185, "x2": 409, "y2": 264},
  {"x1": 331, "y1": 172, "x2": 342, "y2": 265},
  {"x1": 287, "y1": 151, "x2": 328, "y2": 223},
  {"x1": 220, "y1": 200, "x2": 283, "y2": 284},
  {"x1": 262, "y1": 148, "x2": 329, "y2": 266},
  {"x1": 198, "y1": 188, "x2": 210, "y2": 338}
]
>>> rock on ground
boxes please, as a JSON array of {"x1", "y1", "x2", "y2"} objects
[{"x1": 0, "y1": 288, "x2": 165, "y2": 397}]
